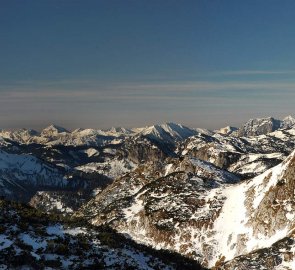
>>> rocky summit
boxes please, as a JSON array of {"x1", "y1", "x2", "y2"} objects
[{"x1": 1, "y1": 116, "x2": 295, "y2": 269}]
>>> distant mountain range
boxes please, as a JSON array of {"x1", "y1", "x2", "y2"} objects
[
  {"x1": 1, "y1": 115, "x2": 295, "y2": 269},
  {"x1": 2, "y1": 115, "x2": 295, "y2": 146}
]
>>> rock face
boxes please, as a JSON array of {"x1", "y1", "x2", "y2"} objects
[
  {"x1": 237, "y1": 117, "x2": 282, "y2": 137},
  {"x1": 236, "y1": 115, "x2": 295, "y2": 137},
  {"x1": 41, "y1": 124, "x2": 69, "y2": 137}
]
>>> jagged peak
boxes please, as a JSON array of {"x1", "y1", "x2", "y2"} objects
[
  {"x1": 237, "y1": 116, "x2": 282, "y2": 137},
  {"x1": 245, "y1": 116, "x2": 279, "y2": 123},
  {"x1": 41, "y1": 124, "x2": 69, "y2": 134},
  {"x1": 106, "y1": 126, "x2": 132, "y2": 134}
]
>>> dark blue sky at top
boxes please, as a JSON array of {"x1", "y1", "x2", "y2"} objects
[{"x1": 1, "y1": 0, "x2": 295, "y2": 129}]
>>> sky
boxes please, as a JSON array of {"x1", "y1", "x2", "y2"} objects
[{"x1": 2, "y1": 0, "x2": 295, "y2": 130}]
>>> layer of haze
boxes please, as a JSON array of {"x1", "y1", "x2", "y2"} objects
[{"x1": 2, "y1": 0, "x2": 295, "y2": 130}]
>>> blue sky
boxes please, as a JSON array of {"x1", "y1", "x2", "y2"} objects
[{"x1": 2, "y1": 0, "x2": 295, "y2": 130}]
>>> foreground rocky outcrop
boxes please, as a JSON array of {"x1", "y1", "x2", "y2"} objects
[{"x1": 0, "y1": 199, "x2": 205, "y2": 270}]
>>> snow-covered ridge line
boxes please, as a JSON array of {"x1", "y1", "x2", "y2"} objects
[
  {"x1": 1, "y1": 115, "x2": 295, "y2": 146},
  {"x1": 0, "y1": 122, "x2": 200, "y2": 146}
]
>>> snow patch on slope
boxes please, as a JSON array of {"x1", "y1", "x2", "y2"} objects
[
  {"x1": 207, "y1": 154, "x2": 293, "y2": 266},
  {"x1": 75, "y1": 159, "x2": 136, "y2": 179}
]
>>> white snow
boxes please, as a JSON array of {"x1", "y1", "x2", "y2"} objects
[
  {"x1": 205, "y1": 152, "x2": 295, "y2": 266},
  {"x1": 76, "y1": 159, "x2": 136, "y2": 179},
  {"x1": 64, "y1": 227, "x2": 87, "y2": 236},
  {"x1": 123, "y1": 190, "x2": 147, "y2": 220},
  {"x1": 252, "y1": 161, "x2": 286, "y2": 209},
  {"x1": 46, "y1": 224, "x2": 87, "y2": 237},
  {"x1": 164, "y1": 164, "x2": 173, "y2": 176}
]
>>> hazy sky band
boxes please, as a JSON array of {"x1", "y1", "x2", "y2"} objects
[
  {"x1": 1, "y1": 75, "x2": 295, "y2": 130},
  {"x1": 1, "y1": 1, "x2": 295, "y2": 130}
]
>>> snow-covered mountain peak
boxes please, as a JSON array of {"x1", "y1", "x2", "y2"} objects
[
  {"x1": 140, "y1": 122, "x2": 197, "y2": 143},
  {"x1": 237, "y1": 116, "x2": 282, "y2": 137},
  {"x1": 236, "y1": 115, "x2": 295, "y2": 137},
  {"x1": 160, "y1": 122, "x2": 195, "y2": 136},
  {"x1": 72, "y1": 128, "x2": 101, "y2": 136},
  {"x1": 282, "y1": 115, "x2": 295, "y2": 129},
  {"x1": 41, "y1": 124, "x2": 69, "y2": 137}
]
